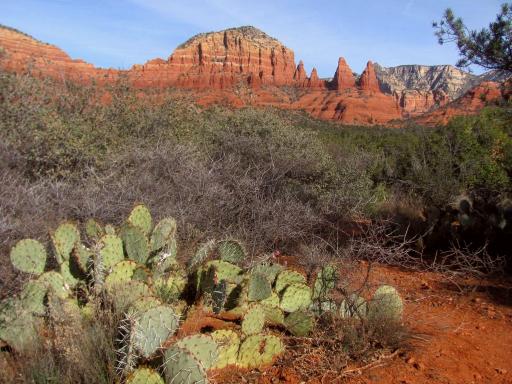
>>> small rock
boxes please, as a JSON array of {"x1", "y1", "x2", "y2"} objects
[{"x1": 496, "y1": 368, "x2": 507, "y2": 375}]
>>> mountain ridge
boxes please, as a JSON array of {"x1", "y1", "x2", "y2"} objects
[{"x1": 0, "y1": 24, "x2": 507, "y2": 126}]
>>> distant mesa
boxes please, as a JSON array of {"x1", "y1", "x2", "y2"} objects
[{"x1": 0, "y1": 24, "x2": 509, "y2": 126}]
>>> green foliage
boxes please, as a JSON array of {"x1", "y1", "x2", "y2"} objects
[
  {"x1": 150, "y1": 217, "x2": 177, "y2": 252},
  {"x1": 275, "y1": 270, "x2": 307, "y2": 294},
  {"x1": 211, "y1": 330, "x2": 240, "y2": 369},
  {"x1": 175, "y1": 334, "x2": 219, "y2": 370},
  {"x1": 99, "y1": 234, "x2": 125, "y2": 269},
  {"x1": 434, "y1": 3, "x2": 512, "y2": 72}
]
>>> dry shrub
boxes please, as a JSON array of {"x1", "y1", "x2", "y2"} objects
[{"x1": 3, "y1": 303, "x2": 118, "y2": 384}]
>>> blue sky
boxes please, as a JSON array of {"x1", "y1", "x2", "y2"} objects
[{"x1": 0, "y1": 1, "x2": 504, "y2": 76}]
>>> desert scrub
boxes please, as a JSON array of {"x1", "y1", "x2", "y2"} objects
[{"x1": 0, "y1": 204, "x2": 407, "y2": 383}]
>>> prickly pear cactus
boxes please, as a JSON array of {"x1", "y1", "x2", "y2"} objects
[
  {"x1": 85, "y1": 218, "x2": 104, "y2": 241},
  {"x1": 60, "y1": 260, "x2": 80, "y2": 288},
  {"x1": 211, "y1": 279, "x2": 227, "y2": 314},
  {"x1": 150, "y1": 217, "x2": 177, "y2": 252},
  {"x1": 368, "y1": 285, "x2": 403, "y2": 321},
  {"x1": 72, "y1": 244, "x2": 92, "y2": 275},
  {"x1": 242, "y1": 304, "x2": 265, "y2": 336},
  {"x1": 339, "y1": 294, "x2": 367, "y2": 318},
  {"x1": 153, "y1": 269, "x2": 187, "y2": 303},
  {"x1": 217, "y1": 240, "x2": 246, "y2": 265},
  {"x1": 261, "y1": 304, "x2": 285, "y2": 326},
  {"x1": 133, "y1": 305, "x2": 180, "y2": 358},
  {"x1": 10, "y1": 239, "x2": 47, "y2": 275},
  {"x1": 164, "y1": 346, "x2": 208, "y2": 384},
  {"x1": 51, "y1": 222, "x2": 80, "y2": 264},
  {"x1": 19, "y1": 280, "x2": 46, "y2": 315},
  {"x1": 105, "y1": 260, "x2": 138, "y2": 291},
  {"x1": 189, "y1": 239, "x2": 217, "y2": 269},
  {"x1": 127, "y1": 204, "x2": 152, "y2": 236},
  {"x1": 279, "y1": 283, "x2": 312, "y2": 313},
  {"x1": 130, "y1": 296, "x2": 162, "y2": 313},
  {"x1": 211, "y1": 330, "x2": 240, "y2": 369},
  {"x1": 38, "y1": 271, "x2": 70, "y2": 299},
  {"x1": 275, "y1": 270, "x2": 306, "y2": 294},
  {"x1": 237, "y1": 334, "x2": 284, "y2": 369},
  {"x1": 284, "y1": 310, "x2": 315, "y2": 337},
  {"x1": 175, "y1": 334, "x2": 219, "y2": 370},
  {"x1": 111, "y1": 281, "x2": 152, "y2": 313},
  {"x1": 126, "y1": 368, "x2": 164, "y2": 384},
  {"x1": 99, "y1": 234, "x2": 125, "y2": 269},
  {"x1": 251, "y1": 262, "x2": 283, "y2": 285},
  {"x1": 248, "y1": 273, "x2": 272, "y2": 301},
  {"x1": 120, "y1": 225, "x2": 150, "y2": 265},
  {"x1": 312, "y1": 264, "x2": 337, "y2": 300},
  {"x1": 0, "y1": 302, "x2": 41, "y2": 352}
]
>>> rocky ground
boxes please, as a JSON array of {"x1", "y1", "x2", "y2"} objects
[{"x1": 224, "y1": 263, "x2": 512, "y2": 383}]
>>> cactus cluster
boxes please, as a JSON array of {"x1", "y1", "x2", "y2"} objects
[{"x1": 0, "y1": 203, "x2": 404, "y2": 383}]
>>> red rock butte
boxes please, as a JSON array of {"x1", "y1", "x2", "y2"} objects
[{"x1": 0, "y1": 25, "x2": 506, "y2": 126}]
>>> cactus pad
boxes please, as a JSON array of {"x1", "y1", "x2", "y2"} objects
[
  {"x1": 275, "y1": 270, "x2": 306, "y2": 294},
  {"x1": 150, "y1": 217, "x2": 177, "y2": 252},
  {"x1": 248, "y1": 272, "x2": 272, "y2": 301},
  {"x1": 154, "y1": 270, "x2": 187, "y2": 303},
  {"x1": 19, "y1": 280, "x2": 47, "y2": 315},
  {"x1": 211, "y1": 330, "x2": 240, "y2": 369},
  {"x1": 251, "y1": 262, "x2": 283, "y2": 285},
  {"x1": 242, "y1": 305, "x2": 265, "y2": 336},
  {"x1": 217, "y1": 240, "x2": 246, "y2": 265},
  {"x1": 0, "y1": 305, "x2": 41, "y2": 352},
  {"x1": 175, "y1": 334, "x2": 219, "y2": 370},
  {"x1": 99, "y1": 234, "x2": 125, "y2": 269},
  {"x1": 10, "y1": 239, "x2": 47, "y2": 275},
  {"x1": 134, "y1": 305, "x2": 180, "y2": 358},
  {"x1": 85, "y1": 218, "x2": 104, "y2": 240},
  {"x1": 189, "y1": 239, "x2": 217, "y2": 269},
  {"x1": 279, "y1": 283, "x2": 311, "y2": 313},
  {"x1": 72, "y1": 244, "x2": 92, "y2": 275},
  {"x1": 284, "y1": 310, "x2": 315, "y2": 337},
  {"x1": 60, "y1": 260, "x2": 80, "y2": 288},
  {"x1": 368, "y1": 285, "x2": 403, "y2": 321},
  {"x1": 111, "y1": 281, "x2": 152, "y2": 313},
  {"x1": 127, "y1": 204, "x2": 152, "y2": 236},
  {"x1": 38, "y1": 271, "x2": 69, "y2": 299},
  {"x1": 51, "y1": 222, "x2": 80, "y2": 264},
  {"x1": 126, "y1": 368, "x2": 164, "y2": 384},
  {"x1": 130, "y1": 296, "x2": 162, "y2": 313},
  {"x1": 312, "y1": 264, "x2": 337, "y2": 300},
  {"x1": 340, "y1": 294, "x2": 367, "y2": 318},
  {"x1": 164, "y1": 346, "x2": 207, "y2": 384},
  {"x1": 261, "y1": 304, "x2": 285, "y2": 326},
  {"x1": 120, "y1": 225, "x2": 150, "y2": 265},
  {"x1": 237, "y1": 334, "x2": 284, "y2": 369},
  {"x1": 104, "y1": 260, "x2": 138, "y2": 291}
]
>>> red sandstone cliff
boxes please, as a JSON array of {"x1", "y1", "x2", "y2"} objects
[{"x1": 0, "y1": 24, "x2": 505, "y2": 126}]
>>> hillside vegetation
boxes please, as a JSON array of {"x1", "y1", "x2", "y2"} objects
[{"x1": 1, "y1": 71, "x2": 511, "y2": 291}]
